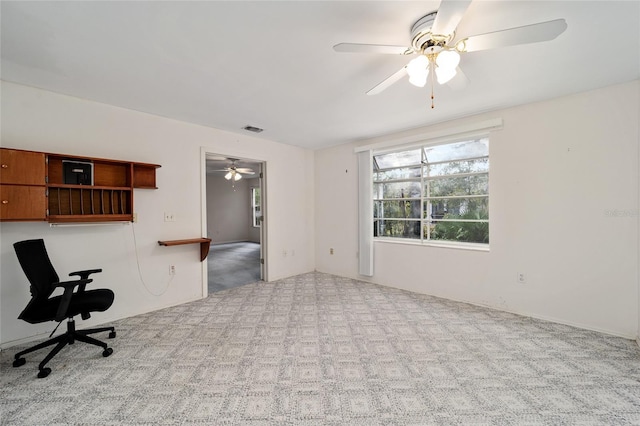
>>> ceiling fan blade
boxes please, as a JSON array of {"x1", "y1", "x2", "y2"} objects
[
  {"x1": 212, "y1": 169, "x2": 231, "y2": 172},
  {"x1": 205, "y1": 155, "x2": 229, "y2": 161},
  {"x1": 431, "y1": 0, "x2": 472, "y2": 37},
  {"x1": 366, "y1": 66, "x2": 408, "y2": 95},
  {"x1": 461, "y1": 19, "x2": 567, "y2": 53},
  {"x1": 446, "y1": 66, "x2": 469, "y2": 90},
  {"x1": 236, "y1": 168, "x2": 255, "y2": 174},
  {"x1": 333, "y1": 43, "x2": 412, "y2": 55}
]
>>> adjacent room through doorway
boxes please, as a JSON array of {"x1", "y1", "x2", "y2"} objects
[
  {"x1": 207, "y1": 241, "x2": 260, "y2": 292},
  {"x1": 204, "y1": 153, "x2": 265, "y2": 293}
]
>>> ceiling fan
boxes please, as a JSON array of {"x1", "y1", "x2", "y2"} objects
[
  {"x1": 333, "y1": 0, "x2": 567, "y2": 108},
  {"x1": 213, "y1": 159, "x2": 255, "y2": 181}
]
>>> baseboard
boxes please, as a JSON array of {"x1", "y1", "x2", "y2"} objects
[
  {"x1": 0, "y1": 294, "x2": 205, "y2": 351},
  {"x1": 466, "y1": 301, "x2": 637, "y2": 341},
  {"x1": 211, "y1": 239, "x2": 257, "y2": 246},
  {"x1": 314, "y1": 269, "x2": 637, "y2": 341}
]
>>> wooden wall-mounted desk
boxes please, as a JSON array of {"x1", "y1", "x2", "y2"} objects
[{"x1": 158, "y1": 238, "x2": 212, "y2": 261}]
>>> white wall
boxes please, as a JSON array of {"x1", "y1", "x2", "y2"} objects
[
  {"x1": 315, "y1": 80, "x2": 640, "y2": 339},
  {"x1": 2, "y1": 80, "x2": 636, "y2": 347},
  {"x1": 0, "y1": 81, "x2": 315, "y2": 347},
  {"x1": 206, "y1": 175, "x2": 256, "y2": 244}
]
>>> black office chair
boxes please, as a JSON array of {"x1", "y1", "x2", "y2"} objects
[{"x1": 12, "y1": 239, "x2": 116, "y2": 378}]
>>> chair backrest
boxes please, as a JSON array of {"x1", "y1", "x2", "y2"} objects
[{"x1": 14, "y1": 239, "x2": 59, "y2": 302}]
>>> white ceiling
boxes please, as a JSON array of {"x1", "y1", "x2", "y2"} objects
[{"x1": 2, "y1": 1, "x2": 639, "y2": 150}]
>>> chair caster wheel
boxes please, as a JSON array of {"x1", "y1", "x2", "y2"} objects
[
  {"x1": 108, "y1": 331, "x2": 116, "y2": 339},
  {"x1": 103, "y1": 348, "x2": 113, "y2": 357},
  {"x1": 38, "y1": 368, "x2": 51, "y2": 378},
  {"x1": 13, "y1": 357, "x2": 26, "y2": 367}
]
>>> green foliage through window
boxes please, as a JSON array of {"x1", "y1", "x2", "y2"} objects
[{"x1": 430, "y1": 211, "x2": 489, "y2": 244}]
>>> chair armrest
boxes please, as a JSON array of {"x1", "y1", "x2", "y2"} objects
[
  {"x1": 68, "y1": 269, "x2": 102, "y2": 320},
  {"x1": 53, "y1": 278, "x2": 93, "y2": 322},
  {"x1": 69, "y1": 269, "x2": 102, "y2": 279}
]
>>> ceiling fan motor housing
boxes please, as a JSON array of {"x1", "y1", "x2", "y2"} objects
[{"x1": 411, "y1": 12, "x2": 451, "y2": 53}]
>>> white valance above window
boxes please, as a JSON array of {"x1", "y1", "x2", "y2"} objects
[{"x1": 354, "y1": 118, "x2": 502, "y2": 154}]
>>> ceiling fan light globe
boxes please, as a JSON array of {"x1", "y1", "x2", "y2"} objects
[
  {"x1": 409, "y1": 73, "x2": 428, "y2": 87},
  {"x1": 234, "y1": 173, "x2": 242, "y2": 181},
  {"x1": 406, "y1": 55, "x2": 429, "y2": 78},
  {"x1": 436, "y1": 50, "x2": 460, "y2": 71},
  {"x1": 436, "y1": 67, "x2": 457, "y2": 84},
  {"x1": 224, "y1": 171, "x2": 233, "y2": 180}
]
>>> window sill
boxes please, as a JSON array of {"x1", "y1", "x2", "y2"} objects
[{"x1": 374, "y1": 237, "x2": 490, "y2": 252}]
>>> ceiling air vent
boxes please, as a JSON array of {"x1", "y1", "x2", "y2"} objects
[{"x1": 243, "y1": 125, "x2": 264, "y2": 133}]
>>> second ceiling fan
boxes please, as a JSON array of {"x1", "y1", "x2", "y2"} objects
[
  {"x1": 214, "y1": 159, "x2": 255, "y2": 181},
  {"x1": 334, "y1": 0, "x2": 567, "y2": 108}
]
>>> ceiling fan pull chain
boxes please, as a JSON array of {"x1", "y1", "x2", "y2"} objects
[{"x1": 430, "y1": 62, "x2": 435, "y2": 109}]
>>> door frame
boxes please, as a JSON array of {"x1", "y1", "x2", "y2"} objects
[{"x1": 200, "y1": 147, "x2": 268, "y2": 296}]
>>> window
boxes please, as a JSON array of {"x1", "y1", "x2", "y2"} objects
[
  {"x1": 251, "y1": 187, "x2": 261, "y2": 227},
  {"x1": 373, "y1": 137, "x2": 489, "y2": 245}
]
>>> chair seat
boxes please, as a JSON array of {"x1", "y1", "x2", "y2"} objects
[{"x1": 19, "y1": 289, "x2": 114, "y2": 324}]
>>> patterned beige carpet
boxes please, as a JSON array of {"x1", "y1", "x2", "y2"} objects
[{"x1": 2, "y1": 272, "x2": 640, "y2": 425}]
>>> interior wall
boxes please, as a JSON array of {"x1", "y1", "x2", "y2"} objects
[
  {"x1": 0, "y1": 81, "x2": 315, "y2": 348},
  {"x1": 315, "y1": 80, "x2": 640, "y2": 339},
  {"x1": 206, "y1": 175, "x2": 254, "y2": 244}
]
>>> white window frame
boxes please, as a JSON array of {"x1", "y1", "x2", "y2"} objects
[
  {"x1": 251, "y1": 186, "x2": 261, "y2": 228},
  {"x1": 355, "y1": 119, "x2": 501, "y2": 273},
  {"x1": 372, "y1": 137, "x2": 490, "y2": 250}
]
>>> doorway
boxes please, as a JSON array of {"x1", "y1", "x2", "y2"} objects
[{"x1": 202, "y1": 151, "x2": 266, "y2": 294}]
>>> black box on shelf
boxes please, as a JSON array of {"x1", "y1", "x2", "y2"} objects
[{"x1": 63, "y1": 160, "x2": 93, "y2": 185}]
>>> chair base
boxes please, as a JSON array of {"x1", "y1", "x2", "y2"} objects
[{"x1": 12, "y1": 319, "x2": 115, "y2": 378}]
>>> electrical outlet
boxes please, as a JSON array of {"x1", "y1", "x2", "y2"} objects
[
  {"x1": 169, "y1": 265, "x2": 176, "y2": 275},
  {"x1": 330, "y1": 248, "x2": 334, "y2": 255},
  {"x1": 164, "y1": 212, "x2": 175, "y2": 222},
  {"x1": 517, "y1": 272, "x2": 526, "y2": 283}
]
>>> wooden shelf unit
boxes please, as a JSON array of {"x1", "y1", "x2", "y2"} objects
[
  {"x1": 0, "y1": 148, "x2": 47, "y2": 221},
  {"x1": 133, "y1": 164, "x2": 159, "y2": 189},
  {"x1": 47, "y1": 185, "x2": 132, "y2": 217},
  {"x1": 0, "y1": 147, "x2": 160, "y2": 223}
]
